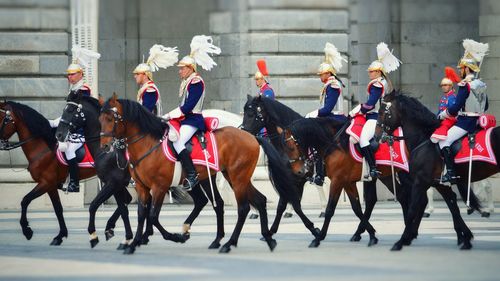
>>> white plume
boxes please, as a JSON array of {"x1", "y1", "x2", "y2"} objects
[
  {"x1": 190, "y1": 35, "x2": 221, "y2": 71},
  {"x1": 147, "y1": 44, "x2": 179, "y2": 72},
  {"x1": 462, "y1": 39, "x2": 489, "y2": 62},
  {"x1": 376, "y1": 42, "x2": 401, "y2": 73},
  {"x1": 324, "y1": 42, "x2": 347, "y2": 72},
  {"x1": 71, "y1": 45, "x2": 101, "y2": 68}
]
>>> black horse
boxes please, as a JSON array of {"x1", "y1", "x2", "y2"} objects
[
  {"x1": 55, "y1": 93, "x2": 226, "y2": 250},
  {"x1": 375, "y1": 91, "x2": 487, "y2": 250},
  {"x1": 242, "y1": 95, "x2": 324, "y2": 236}
]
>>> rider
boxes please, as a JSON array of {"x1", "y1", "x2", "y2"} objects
[
  {"x1": 306, "y1": 42, "x2": 347, "y2": 186},
  {"x1": 254, "y1": 59, "x2": 275, "y2": 138},
  {"x1": 49, "y1": 45, "x2": 101, "y2": 192},
  {"x1": 162, "y1": 35, "x2": 220, "y2": 191},
  {"x1": 349, "y1": 42, "x2": 401, "y2": 180},
  {"x1": 133, "y1": 44, "x2": 179, "y2": 115},
  {"x1": 437, "y1": 39, "x2": 489, "y2": 184}
]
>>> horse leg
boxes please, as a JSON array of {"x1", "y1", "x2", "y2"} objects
[
  {"x1": 114, "y1": 187, "x2": 134, "y2": 250},
  {"x1": 287, "y1": 183, "x2": 320, "y2": 240},
  {"x1": 249, "y1": 186, "x2": 277, "y2": 251},
  {"x1": 346, "y1": 183, "x2": 377, "y2": 246},
  {"x1": 104, "y1": 184, "x2": 131, "y2": 241},
  {"x1": 200, "y1": 177, "x2": 225, "y2": 249},
  {"x1": 148, "y1": 188, "x2": 186, "y2": 244},
  {"x1": 47, "y1": 189, "x2": 67, "y2": 246},
  {"x1": 87, "y1": 182, "x2": 116, "y2": 248},
  {"x1": 436, "y1": 185, "x2": 474, "y2": 249},
  {"x1": 353, "y1": 180, "x2": 379, "y2": 246},
  {"x1": 220, "y1": 192, "x2": 251, "y2": 254},
  {"x1": 20, "y1": 185, "x2": 46, "y2": 241},
  {"x1": 182, "y1": 181, "x2": 209, "y2": 239},
  {"x1": 309, "y1": 182, "x2": 342, "y2": 248},
  {"x1": 123, "y1": 189, "x2": 150, "y2": 255}
]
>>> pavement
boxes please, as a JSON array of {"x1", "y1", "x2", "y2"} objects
[{"x1": 0, "y1": 202, "x2": 499, "y2": 281}]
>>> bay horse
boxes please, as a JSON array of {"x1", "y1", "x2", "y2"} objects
[
  {"x1": 99, "y1": 95, "x2": 316, "y2": 254},
  {"x1": 375, "y1": 91, "x2": 492, "y2": 250},
  {"x1": 283, "y1": 117, "x2": 480, "y2": 248},
  {"x1": 55, "y1": 93, "x2": 225, "y2": 250},
  {"x1": 0, "y1": 100, "x2": 125, "y2": 246}
]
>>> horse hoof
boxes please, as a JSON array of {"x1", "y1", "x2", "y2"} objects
[
  {"x1": 481, "y1": 212, "x2": 490, "y2": 218},
  {"x1": 50, "y1": 237, "x2": 63, "y2": 246},
  {"x1": 267, "y1": 239, "x2": 277, "y2": 252},
  {"x1": 116, "y1": 243, "x2": 128, "y2": 250},
  {"x1": 182, "y1": 233, "x2": 191, "y2": 241},
  {"x1": 23, "y1": 227, "x2": 33, "y2": 240},
  {"x1": 402, "y1": 240, "x2": 412, "y2": 246},
  {"x1": 260, "y1": 236, "x2": 266, "y2": 242},
  {"x1": 90, "y1": 237, "x2": 99, "y2": 248},
  {"x1": 123, "y1": 246, "x2": 135, "y2": 255},
  {"x1": 208, "y1": 241, "x2": 221, "y2": 249},
  {"x1": 368, "y1": 237, "x2": 379, "y2": 247},
  {"x1": 169, "y1": 233, "x2": 186, "y2": 243},
  {"x1": 350, "y1": 234, "x2": 362, "y2": 242},
  {"x1": 457, "y1": 237, "x2": 464, "y2": 246},
  {"x1": 309, "y1": 239, "x2": 320, "y2": 248},
  {"x1": 249, "y1": 214, "x2": 258, "y2": 219},
  {"x1": 283, "y1": 212, "x2": 293, "y2": 218},
  {"x1": 467, "y1": 208, "x2": 474, "y2": 215},
  {"x1": 219, "y1": 245, "x2": 231, "y2": 253},
  {"x1": 105, "y1": 229, "x2": 115, "y2": 241},
  {"x1": 312, "y1": 228, "x2": 321, "y2": 239},
  {"x1": 390, "y1": 243, "x2": 403, "y2": 251},
  {"x1": 319, "y1": 212, "x2": 325, "y2": 218},
  {"x1": 460, "y1": 242, "x2": 472, "y2": 250},
  {"x1": 140, "y1": 237, "x2": 149, "y2": 245}
]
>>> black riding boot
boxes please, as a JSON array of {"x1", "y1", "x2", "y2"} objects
[
  {"x1": 178, "y1": 149, "x2": 199, "y2": 191},
  {"x1": 65, "y1": 158, "x2": 80, "y2": 192},
  {"x1": 361, "y1": 146, "x2": 379, "y2": 180},
  {"x1": 313, "y1": 158, "x2": 325, "y2": 186},
  {"x1": 440, "y1": 146, "x2": 459, "y2": 184}
]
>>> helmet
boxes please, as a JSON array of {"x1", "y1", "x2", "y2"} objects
[
  {"x1": 317, "y1": 62, "x2": 335, "y2": 75},
  {"x1": 177, "y1": 55, "x2": 197, "y2": 72},
  {"x1": 133, "y1": 63, "x2": 153, "y2": 80},
  {"x1": 440, "y1": 78, "x2": 453, "y2": 86}
]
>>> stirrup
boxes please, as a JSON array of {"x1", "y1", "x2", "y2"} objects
[
  {"x1": 181, "y1": 175, "x2": 199, "y2": 191},
  {"x1": 440, "y1": 173, "x2": 459, "y2": 184},
  {"x1": 65, "y1": 181, "x2": 80, "y2": 193},
  {"x1": 313, "y1": 175, "x2": 324, "y2": 186}
]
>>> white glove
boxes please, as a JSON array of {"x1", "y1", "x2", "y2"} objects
[
  {"x1": 349, "y1": 104, "x2": 361, "y2": 117},
  {"x1": 161, "y1": 113, "x2": 171, "y2": 121},
  {"x1": 438, "y1": 110, "x2": 450, "y2": 120},
  {"x1": 305, "y1": 110, "x2": 318, "y2": 118},
  {"x1": 48, "y1": 117, "x2": 61, "y2": 128}
]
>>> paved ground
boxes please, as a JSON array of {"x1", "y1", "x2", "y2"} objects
[{"x1": 0, "y1": 202, "x2": 499, "y2": 281}]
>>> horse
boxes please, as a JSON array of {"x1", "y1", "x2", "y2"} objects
[
  {"x1": 241, "y1": 95, "x2": 345, "y2": 231},
  {"x1": 55, "y1": 92, "x2": 226, "y2": 250},
  {"x1": 99, "y1": 95, "x2": 317, "y2": 254},
  {"x1": 375, "y1": 90, "x2": 492, "y2": 250},
  {"x1": 282, "y1": 116, "x2": 480, "y2": 248},
  {"x1": 0, "y1": 100, "x2": 125, "y2": 246}
]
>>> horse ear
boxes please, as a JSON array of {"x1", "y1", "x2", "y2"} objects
[
  {"x1": 111, "y1": 92, "x2": 118, "y2": 102},
  {"x1": 98, "y1": 94, "x2": 105, "y2": 106},
  {"x1": 246, "y1": 94, "x2": 252, "y2": 102}
]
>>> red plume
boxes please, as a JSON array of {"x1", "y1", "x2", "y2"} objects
[
  {"x1": 445, "y1": 66, "x2": 461, "y2": 83},
  {"x1": 256, "y1": 59, "x2": 269, "y2": 76}
]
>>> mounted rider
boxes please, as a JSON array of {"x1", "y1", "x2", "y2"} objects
[
  {"x1": 255, "y1": 59, "x2": 275, "y2": 99},
  {"x1": 49, "y1": 45, "x2": 101, "y2": 192},
  {"x1": 133, "y1": 44, "x2": 179, "y2": 115},
  {"x1": 306, "y1": 42, "x2": 347, "y2": 186},
  {"x1": 349, "y1": 42, "x2": 401, "y2": 180},
  {"x1": 437, "y1": 39, "x2": 489, "y2": 184},
  {"x1": 162, "y1": 35, "x2": 221, "y2": 191}
]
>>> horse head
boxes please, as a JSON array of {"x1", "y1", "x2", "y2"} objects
[
  {"x1": 0, "y1": 102, "x2": 16, "y2": 143},
  {"x1": 282, "y1": 126, "x2": 310, "y2": 177},
  {"x1": 99, "y1": 93, "x2": 125, "y2": 150},
  {"x1": 241, "y1": 95, "x2": 267, "y2": 135},
  {"x1": 55, "y1": 91, "x2": 87, "y2": 142},
  {"x1": 375, "y1": 90, "x2": 402, "y2": 143}
]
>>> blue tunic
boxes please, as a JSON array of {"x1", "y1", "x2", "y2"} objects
[
  {"x1": 447, "y1": 83, "x2": 478, "y2": 132},
  {"x1": 180, "y1": 80, "x2": 206, "y2": 131},
  {"x1": 318, "y1": 86, "x2": 340, "y2": 118},
  {"x1": 361, "y1": 84, "x2": 383, "y2": 120}
]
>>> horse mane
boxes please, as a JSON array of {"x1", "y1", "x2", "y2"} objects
[
  {"x1": 287, "y1": 117, "x2": 345, "y2": 154},
  {"x1": 102, "y1": 98, "x2": 167, "y2": 140},
  {"x1": 7, "y1": 101, "x2": 57, "y2": 149},
  {"x1": 81, "y1": 95, "x2": 101, "y2": 111},
  {"x1": 260, "y1": 97, "x2": 303, "y2": 126},
  {"x1": 395, "y1": 93, "x2": 440, "y2": 134}
]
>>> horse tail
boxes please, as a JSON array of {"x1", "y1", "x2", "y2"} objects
[
  {"x1": 257, "y1": 137, "x2": 298, "y2": 202},
  {"x1": 455, "y1": 183, "x2": 482, "y2": 212}
]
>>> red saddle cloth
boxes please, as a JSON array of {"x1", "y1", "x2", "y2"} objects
[
  {"x1": 455, "y1": 128, "x2": 497, "y2": 165},
  {"x1": 349, "y1": 127, "x2": 410, "y2": 172},
  {"x1": 346, "y1": 115, "x2": 366, "y2": 143},
  {"x1": 431, "y1": 117, "x2": 457, "y2": 141},
  {"x1": 56, "y1": 144, "x2": 94, "y2": 168},
  {"x1": 164, "y1": 118, "x2": 220, "y2": 171}
]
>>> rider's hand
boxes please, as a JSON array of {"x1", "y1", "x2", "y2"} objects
[
  {"x1": 161, "y1": 113, "x2": 171, "y2": 121},
  {"x1": 438, "y1": 110, "x2": 450, "y2": 120},
  {"x1": 349, "y1": 104, "x2": 361, "y2": 117},
  {"x1": 305, "y1": 110, "x2": 318, "y2": 118}
]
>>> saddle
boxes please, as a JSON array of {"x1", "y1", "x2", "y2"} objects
[{"x1": 56, "y1": 143, "x2": 94, "y2": 168}]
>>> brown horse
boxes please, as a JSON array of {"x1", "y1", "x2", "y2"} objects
[
  {"x1": 99, "y1": 95, "x2": 314, "y2": 254},
  {"x1": 282, "y1": 117, "x2": 480, "y2": 248},
  {"x1": 0, "y1": 101, "x2": 126, "y2": 245}
]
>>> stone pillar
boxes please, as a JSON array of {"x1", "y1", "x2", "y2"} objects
[{"x1": 480, "y1": 0, "x2": 500, "y2": 118}]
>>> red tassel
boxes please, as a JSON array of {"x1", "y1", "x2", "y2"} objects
[
  {"x1": 256, "y1": 59, "x2": 269, "y2": 76},
  {"x1": 445, "y1": 66, "x2": 461, "y2": 83}
]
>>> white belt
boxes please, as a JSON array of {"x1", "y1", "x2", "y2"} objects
[{"x1": 459, "y1": 112, "x2": 481, "y2": 117}]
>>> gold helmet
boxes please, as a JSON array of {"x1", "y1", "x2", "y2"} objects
[
  {"x1": 317, "y1": 43, "x2": 346, "y2": 75},
  {"x1": 457, "y1": 39, "x2": 489, "y2": 73},
  {"x1": 67, "y1": 45, "x2": 100, "y2": 74},
  {"x1": 440, "y1": 78, "x2": 453, "y2": 86},
  {"x1": 317, "y1": 62, "x2": 335, "y2": 75},
  {"x1": 135, "y1": 44, "x2": 179, "y2": 80},
  {"x1": 367, "y1": 42, "x2": 401, "y2": 74},
  {"x1": 177, "y1": 35, "x2": 221, "y2": 72},
  {"x1": 177, "y1": 55, "x2": 197, "y2": 72}
]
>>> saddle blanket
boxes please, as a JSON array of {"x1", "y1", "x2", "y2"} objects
[
  {"x1": 56, "y1": 144, "x2": 94, "y2": 168},
  {"x1": 350, "y1": 127, "x2": 410, "y2": 172},
  {"x1": 455, "y1": 127, "x2": 497, "y2": 165}
]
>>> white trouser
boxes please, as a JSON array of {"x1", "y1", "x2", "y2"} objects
[
  {"x1": 173, "y1": 124, "x2": 198, "y2": 153},
  {"x1": 438, "y1": 126, "x2": 467, "y2": 149},
  {"x1": 360, "y1": 119, "x2": 377, "y2": 148},
  {"x1": 58, "y1": 141, "x2": 83, "y2": 160}
]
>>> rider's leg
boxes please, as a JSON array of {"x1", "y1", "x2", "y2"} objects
[
  {"x1": 360, "y1": 119, "x2": 379, "y2": 179},
  {"x1": 438, "y1": 126, "x2": 467, "y2": 184},
  {"x1": 63, "y1": 141, "x2": 83, "y2": 192},
  {"x1": 173, "y1": 125, "x2": 199, "y2": 191}
]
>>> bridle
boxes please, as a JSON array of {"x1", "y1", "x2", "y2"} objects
[
  {"x1": 376, "y1": 100, "x2": 405, "y2": 144},
  {"x1": 283, "y1": 133, "x2": 310, "y2": 164},
  {"x1": 0, "y1": 107, "x2": 35, "y2": 150},
  {"x1": 59, "y1": 101, "x2": 86, "y2": 133}
]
